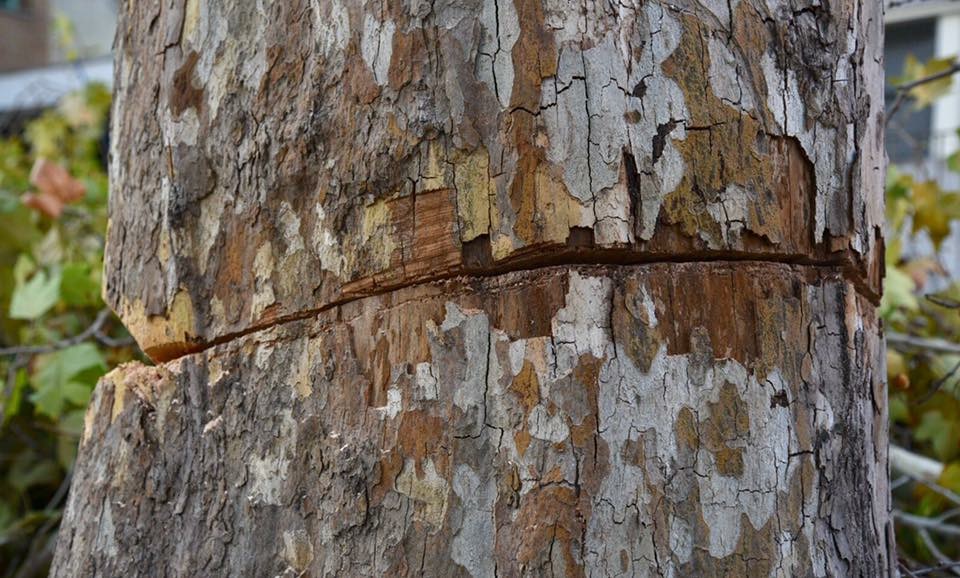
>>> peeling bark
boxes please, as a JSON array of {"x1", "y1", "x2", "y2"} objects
[
  {"x1": 54, "y1": 0, "x2": 891, "y2": 576},
  {"x1": 102, "y1": 0, "x2": 884, "y2": 361},
  {"x1": 56, "y1": 265, "x2": 892, "y2": 576}
]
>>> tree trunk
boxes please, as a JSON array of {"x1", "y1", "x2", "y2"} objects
[{"x1": 53, "y1": 0, "x2": 891, "y2": 576}]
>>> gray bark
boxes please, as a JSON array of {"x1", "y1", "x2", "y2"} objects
[{"x1": 53, "y1": 0, "x2": 891, "y2": 576}]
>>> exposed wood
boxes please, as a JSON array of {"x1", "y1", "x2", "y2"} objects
[{"x1": 101, "y1": 0, "x2": 885, "y2": 361}]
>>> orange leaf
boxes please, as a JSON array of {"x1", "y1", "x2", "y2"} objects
[
  {"x1": 29, "y1": 158, "x2": 85, "y2": 204},
  {"x1": 22, "y1": 192, "x2": 65, "y2": 219}
]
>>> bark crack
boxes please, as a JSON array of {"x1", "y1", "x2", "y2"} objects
[{"x1": 142, "y1": 249, "x2": 880, "y2": 363}]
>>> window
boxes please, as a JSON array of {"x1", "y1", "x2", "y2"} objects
[{"x1": 885, "y1": 18, "x2": 937, "y2": 164}]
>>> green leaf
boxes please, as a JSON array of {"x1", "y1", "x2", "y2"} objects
[
  {"x1": 7, "y1": 454, "x2": 59, "y2": 493},
  {"x1": 894, "y1": 55, "x2": 958, "y2": 109},
  {"x1": 0, "y1": 501, "x2": 13, "y2": 535},
  {"x1": 9, "y1": 266, "x2": 61, "y2": 320},
  {"x1": 940, "y1": 462, "x2": 960, "y2": 494},
  {"x1": 880, "y1": 266, "x2": 919, "y2": 319},
  {"x1": 911, "y1": 180, "x2": 960, "y2": 247},
  {"x1": 889, "y1": 394, "x2": 911, "y2": 424},
  {"x1": 0, "y1": 207, "x2": 41, "y2": 255},
  {"x1": 59, "y1": 408, "x2": 86, "y2": 437},
  {"x1": 915, "y1": 410, "x2": 960, "y2": 462},
  {"x1": 2, "y1": 367, "x2": 27, "y2": 425},
  {"x1": 57, "y1": 410, "x2": 87, "y2": 468},
  {"x1": 950, "y1": 154, "x2": 960, "y2": 174},
  {"x1": 29, "y1": 344, "x2": 105, "y2": 419},
  {"x1": 948, "y1": 132, "x2": 960, "y2": 173},
  {"x1": 12, "y1": 253, "x2": 33, "y2": 285},
  {"x1": 60, "y1": 262, "x2": 100, "y2": 307}
]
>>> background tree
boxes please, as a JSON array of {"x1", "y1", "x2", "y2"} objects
[{"x1": 50, "y1": 0, "x2": 891, "y2": 576}]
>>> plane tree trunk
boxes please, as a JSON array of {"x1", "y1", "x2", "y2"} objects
[{"x1": 53, "y1": 0, "x2": 891, "y2": 576}]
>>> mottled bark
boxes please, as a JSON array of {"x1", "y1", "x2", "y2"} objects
[
  {"x1": 54, "y1": 0, "x2": 890, "y2": 576},
  {"x1": 101, "y1": 0, "x2": 884, "y2": 361}
]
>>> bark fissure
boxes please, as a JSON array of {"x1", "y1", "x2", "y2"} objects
[{"x1": 150, "y1": 253, "x2": 878, "y2": 364}]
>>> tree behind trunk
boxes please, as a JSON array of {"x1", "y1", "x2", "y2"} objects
[{"x1": 53, "y1": 0, "x2": 891, "y2": 576}]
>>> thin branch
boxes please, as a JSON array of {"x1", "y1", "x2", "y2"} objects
[
  {"x1": 937, "y1": 508, "x2": 960, "y2": 523},
  {"x1": 887, "y1": 0, "x2": 933, "y2": 7},
  {"x1": 919, "y1": 358, "x2": 960, "y2": 403},
  {"x1": 891, "y1": 444, "x2": 945, "y2": 484},
  {"x1": 0, "y1": 309, "x2": 118, "y2": 357},
  {"x1": 918, "y1": 529, "x2": 960, "y2": 577},
  {"x1": 887, "y1": 331, "x2": 960, "y2": 402},
  {"x1": 0, "y1": 309, "x2": 135, "y2": 420},
  {"x1": 899, "y1": 561, "x2": 920, "y2": 578},
  {"x1": 895, "y1": 511, "x2": 960, "y2": 537},
  {"x1": 913, "y1": 561, "x2": 960, "y2": 576},
  {"x1": 886, "y1": 60, "x2": 960, "y2": 126},
  {"x1": 926, "y1": 295, "x2": 960, "y2": 310},
  {"x1": 93, "y1": 329, "x2": 135, "y2": 349},
  {"x1": 890, "y1": 445, "x2": 960, "y2": 506},
  {"x1": 892, "y1": 474, "x2": 913, "y2": 491},
  {"x1": 898, "y1": 62, "x2": 960, "y2": 92},
  {"x1": 887, "y1": 332, "x2": 960, "y2": 356},
  {"x1": 922, "y1": 480, "x2": 960, "y2": 510}
]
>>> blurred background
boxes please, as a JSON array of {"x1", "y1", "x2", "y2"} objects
[{"x1": 1, "y1": 0, "x2": 960, "y2": 576}]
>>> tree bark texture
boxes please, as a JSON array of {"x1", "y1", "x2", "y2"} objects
[{"x1": 54, "y1": 0, "x2": 891, "y2": 576}]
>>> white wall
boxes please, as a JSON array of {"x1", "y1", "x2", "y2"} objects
[
  {"x1": 888, "y1": 5, "x2": 960, "y2": 288},
  {"x1": 48, "y1": 0, "x2": 117, "y2": 63}
]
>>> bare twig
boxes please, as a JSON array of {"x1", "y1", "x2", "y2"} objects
[
  {"x1": 919, "y1": 358, "x2": 960, "y2": 403},
  {"x1": 918, "y1": 529, "x2": 960, "y2": 577},
  {"x1": 922, "y1": 480, "x2": 960, "y2": 510},
  {"x1": 913, "y1": 561, "x2": 960, "y2": 576},
  {"x1": 887, "y1": 0, "x2": 931, "y2": 8},
  {"x1": 895, "y1": 511, "x2": 960, "y2": 537},
  {"x1": 93, "y1": 329, "x2": 135, "y2": 349},
  {"x1": 0, "y1": 309, "x2": 134, "y2": 420},
  {"x1": 887, "y1": 60, "x2": 960, "y2": 125},
  {"x1": 899, "y1": 561, "x2": 920, "y2": 578},
  {"x1": 887, "y1": 332, "x2": 960, "y2": 356},
  {"x1": 6, "y1": 472, "x2": 71, "y2": 578},
  {"x1": 0, "y1": 308, "x2": 124, "y2": 357},
  {"x1": 893, "y1": 474, "x2": 913, "y2": 491},
  {"x1": 891, "y1": 445, "x2": 945, "y2": 484},
  {"x1": 886, "y1": 331, "x2": 960, "y2": 402},
  {"x1": 926, "y1": 295, "x2": 960, "y2": 309},
  {"x1": 890, "y1": 445, "x2": 960, "y2": 506},
  {"x1": 937, "y1": 508, "x2": 960, "y2": 523}
]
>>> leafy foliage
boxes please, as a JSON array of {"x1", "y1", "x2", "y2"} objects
[
  {"x1": 885, "y1": 63, "x2": 960, "y2": 567},
  {"x1": 0, "y1": 84, "x2": 139, "y2": 577},
  {"x1": 892, "y1": 55, "x2": 959, "y2": 109}
]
